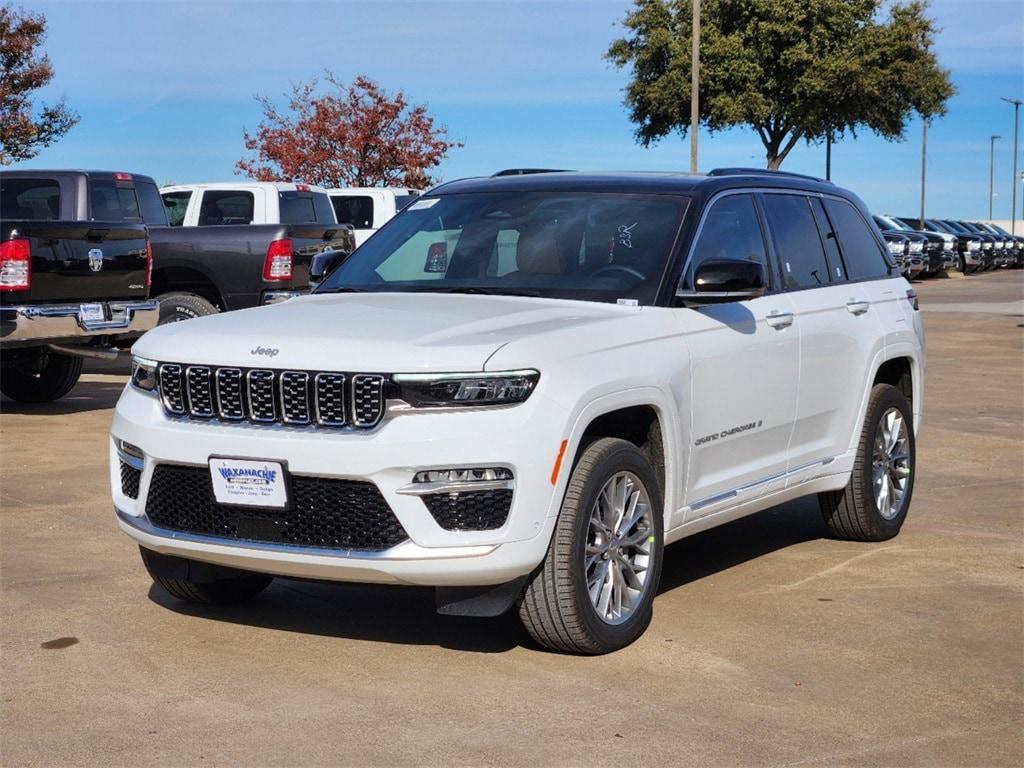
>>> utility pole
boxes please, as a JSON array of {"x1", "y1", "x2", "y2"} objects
[
  {"x1": 919, "y1": 119, "x2": 927, "y2": 229},
  {"x1": 690, "y1": 0, "x2": 700, "y2": 173},
  {"x1": 1000, "y1": 97, "x2": 1022, "y2": 234},
  {"x1": 989, "y1": 135, "x2": 1000, "y2": 219}
]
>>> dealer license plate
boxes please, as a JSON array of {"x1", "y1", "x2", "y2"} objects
[
  {"x1": 209, "y1": 458, "x2": 288, "y2": 509},
  {"x1": 78, "y1": 303, "x2": 105, "y2": 324}
]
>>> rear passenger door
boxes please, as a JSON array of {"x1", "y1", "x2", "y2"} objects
[
  {"x1": 760, "y1": 192, "x2": 884, "y2": 481},
  {"x1": 680, "y1": 193, "x2": 800, "y2": 518}
]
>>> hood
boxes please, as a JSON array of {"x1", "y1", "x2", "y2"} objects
[{"x1": 134, "y1": 292, "x2": 633, "y2": 372}]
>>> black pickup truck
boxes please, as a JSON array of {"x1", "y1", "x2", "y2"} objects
[
  {"x1": 148, "y1": 185, "x2": 354, "y2": 323},
  {"x1": 1, "y1": 170, "x2": 159, "y2": 402}
]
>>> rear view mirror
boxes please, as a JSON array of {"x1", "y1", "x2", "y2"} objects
[
  {"x1": 676, "y1": 259, "x2": 766, "y2": 305},
  {"x1": 310, "y1": 248, "x2": 349, "y2": 286}
]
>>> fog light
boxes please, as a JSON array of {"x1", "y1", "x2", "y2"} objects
[{"x1": 413, "y1": 467, "x2": 513, "y2": 484}]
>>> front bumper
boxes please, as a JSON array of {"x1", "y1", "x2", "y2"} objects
[
  {"x1": 110, "y1": 384, "x2": 565, "y2": 587},
  {"x1": 1, "y1": 299, "x2": 158, "y2": 345}
]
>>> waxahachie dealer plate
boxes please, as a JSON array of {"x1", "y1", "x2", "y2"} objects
[{"x1": 209, "y1": 458, "x2": 289, "y2": 509}]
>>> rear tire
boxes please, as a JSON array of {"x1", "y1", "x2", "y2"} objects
[
  {"x1": 0, "y1": 351, "x2": 83, "y2": 403},
  {"x1": 157, "y1": 292, "x2": 218, "y2": 325},
  {"x1": 518, "y1": 438, "x2": 664, "y2": 654},
  {"x1": 140, "y1": 547, "x2": 272, "y2": 605},
  {"x1": 819, "y1": 384, "x2": 915, "y2": 542}
]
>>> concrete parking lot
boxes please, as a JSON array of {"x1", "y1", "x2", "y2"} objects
[{"x1": 2, "y1": 273, "x2": 1022, "y2": 767}]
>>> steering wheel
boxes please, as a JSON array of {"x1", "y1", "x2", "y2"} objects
[{"x1": 591, "y1": 264, "x2": 647, "y2": 281}]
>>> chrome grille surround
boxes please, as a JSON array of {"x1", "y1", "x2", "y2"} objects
[{"x1": 155, "y1": 363, "x2": 384, "y2": 430}]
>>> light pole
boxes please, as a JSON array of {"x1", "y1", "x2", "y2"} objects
[
  {"x1": 690, "y1": 0, "x2": 700, "y2": 173},
  {"x1": 1000, "y1": 97, "x2": 1022, "y2": 234},
  {"x1": 919, "y1": 119, "x2": 927, "y2": 229},
  {"x1": 989, "y1": 135, "x2": 1000, "y2": 219}
]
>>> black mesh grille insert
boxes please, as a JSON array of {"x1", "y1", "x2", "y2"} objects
[
  {"x1": 145, "y1": 464, "x2": 408, "y2": 551},
  {"x1": 120, "y1": 461, "x2": 141, "y2": 499},
  {"x1": 422, "y1": 489, "x2": 513, "y2": 531},
  {"x1": 352, "y1": 374, "x2": 384, "y2": 427}
]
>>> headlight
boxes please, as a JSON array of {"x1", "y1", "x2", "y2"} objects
[
  {"x1": 943, "y1": 240, "x2": 953, "y2": 251},
  {"x1": 983, "y1": 242, "x2": 992, "y2": 249},
  {"x1": 886, "y1": 240, "x2": 903, "y2": 255},
  {"x1": 393, "y1": 370, "x2": 539, "y2": 408},
  {"x1": 130, "y1": 356, "x2": 158, "y2": 393},
  {"x1": 909, "y1": 241, "x2": 924, "y2": 253},
  {"x1": 968, "y1": 241, "x2": 980, "y2": 251}
]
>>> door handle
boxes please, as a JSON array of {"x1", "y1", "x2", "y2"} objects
[
  {"x1": 846, "y1": 299, "x2": 870, "y2": 315},
  {"x1": 765, "y1": 310, "x2": 794, "y2": 329}
]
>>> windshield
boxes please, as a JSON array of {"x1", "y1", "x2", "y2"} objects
[
  {"x1": 316, "y1": 191, "x2": 689, "y2": 304},
  {"x1": 877, "y1": 214, "x2": 910, "y2": 232}
]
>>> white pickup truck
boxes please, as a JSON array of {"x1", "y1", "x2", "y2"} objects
[
  {"x1": 327, "y1": 187, "x2": 418, "y2": 247},
  {"x1": 113, "y1": 169, "x2": 924, "y2": 654},
  {"x1": 159, "y1": 182, "x2": 337, "y2": 228}
]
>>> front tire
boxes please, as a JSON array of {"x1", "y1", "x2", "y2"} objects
[
  {"x1": 140, "y1": 547, "x2": 272, "y2": 605},
  {"x1": 518, "y1": 438, "x2": 664, "y2": 654},
  {"x1": 819, "y1": 384, "x2": 915, "y2": 542},
  {"x1": 0, "y1": 351, "x2": 83, "y2": 403}
]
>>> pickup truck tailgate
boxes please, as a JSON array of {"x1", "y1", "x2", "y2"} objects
[{"x1": 2, "y1": 220, "x2": 149, "y2": 304}]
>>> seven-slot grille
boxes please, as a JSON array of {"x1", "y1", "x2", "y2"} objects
[{"x1": 157, "y1": 363, "x2": 385, "y2": 429}]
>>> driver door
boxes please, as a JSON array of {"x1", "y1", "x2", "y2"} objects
[{"x1": 678, "y1": 193, "x2": 800, "y2": 519}]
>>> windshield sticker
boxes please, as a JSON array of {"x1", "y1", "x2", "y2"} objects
[
  {"x1": 617, "y1": 222, "x2": 638, "y2": 248},
  {"x1": 408, "y1": 198, "x2": 439, "y2": 211},
  {"x1": 617, "y1": 298, "x2": 639, "y2": 306}
]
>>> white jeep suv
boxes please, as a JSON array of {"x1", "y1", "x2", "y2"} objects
[{"x1": 111, "y1": 169, "x2": 924, "y2": 654}]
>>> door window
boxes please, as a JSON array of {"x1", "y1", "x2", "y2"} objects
[
  {"x1": 162, "y1": 191, "x2": 192, "y2": 226},
  {"x1": 761, "y1": 194, "x2": 831, "y2": 290},
  {"x1": 331, "y1": 195, "x2": 374, "y2": 228},
  {"x1": 685, "y1": 194, "x2": 769, "y2": 289},
  {"x1": 198, "y1": 191, "x2": 255, "y2": 225},
  {"x1": 823, "y1": 198, "x2": 891, "y2": 280}
]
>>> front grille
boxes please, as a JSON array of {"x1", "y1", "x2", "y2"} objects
[
  {"x1": 145, "y1": 464, "x2": 408, "y2": 551},
  {"x1": 156, "y1": 363, "x2": 385, "y2": 429},
  {"x1": 120, "y1": 461, "x2": 141, "y2": 499},
  {"x1": 422, "y1": 489, "x2": 513, "y2": 531}
]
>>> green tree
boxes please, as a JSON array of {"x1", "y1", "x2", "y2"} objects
[
  {"x1": 607, "y1": 0, "x2": 955, "y2": 169},
  {"x1": 0, "y1": 3, "x2": 78, "y2": 165}
]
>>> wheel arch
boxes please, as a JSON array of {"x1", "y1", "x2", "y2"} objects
[
  {"x1": 151, "y1": 266, "x2": 226, "y2": 310},
  {"x1": 557, "y1": 388, "x2": 681, "y2": 529}
]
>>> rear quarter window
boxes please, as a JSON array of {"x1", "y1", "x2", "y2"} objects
[
  {"x1": 823, "y1": 198, "x2": 891, "y2": 280},
  {"x1": 0, "y1": 177, "x2": 61, "y2": 220}
]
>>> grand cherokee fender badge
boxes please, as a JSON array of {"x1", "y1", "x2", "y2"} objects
[
  {"x1": 250, "y1": 346, "x2": 279, "y2": 357},
  {"x1": 87, "y1": 248, "x2": 104, "y2": 272}
]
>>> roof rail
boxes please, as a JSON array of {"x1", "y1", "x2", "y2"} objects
[
  {"x1": 707, "y1": 167, "x2": 830, "y2": 184},
  {"x1": 491, "y1": 168, "x2": 572, "y2": 177}
]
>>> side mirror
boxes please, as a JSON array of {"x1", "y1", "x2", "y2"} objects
[
  {"x1": 675, "y1": 259, "x2": 766, "y2": 305},
  {"x1": 310, "y1": 248, "x2": 349, "y2": 286}
]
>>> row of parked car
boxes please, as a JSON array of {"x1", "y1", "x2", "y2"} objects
[
  {"x1": 873, "y1": 213, "x2": 1023, "y2": 280},
  {"x1": 0, "y1": 166, "x2": 1019, "y2": 404}
]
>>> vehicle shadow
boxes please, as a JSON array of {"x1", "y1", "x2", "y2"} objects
[
  {"x1": 149, "y1": 496, "x2": 828, "y2": 653},
  {"x1": 0, "y1": 377, "x2": 125, "y2": 415}
]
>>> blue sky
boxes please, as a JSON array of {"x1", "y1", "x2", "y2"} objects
[{"x1": 11, "y1": 0, "x2": 1024, "y2": 220}]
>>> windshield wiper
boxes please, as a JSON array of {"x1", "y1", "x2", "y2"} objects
[
  {"x1": 407, "y1": 286, "x2": 544, "y2": 297},
  {"x1": 317, "y1": 286, "x2": 373, "y2": 293}
]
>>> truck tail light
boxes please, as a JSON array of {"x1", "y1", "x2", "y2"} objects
[
  {"x1": 905, "y1": 289, "x2": 919, "y2": 311},
  {"x1": 145, "y1": 239, "x2": 153, "y2": 290},
  {"x1": 264, "y1": 238, "x2": 293, "y2": 281},
  {"x1": 0, "y1": 238, "x2": 31, "y2": 292}
]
